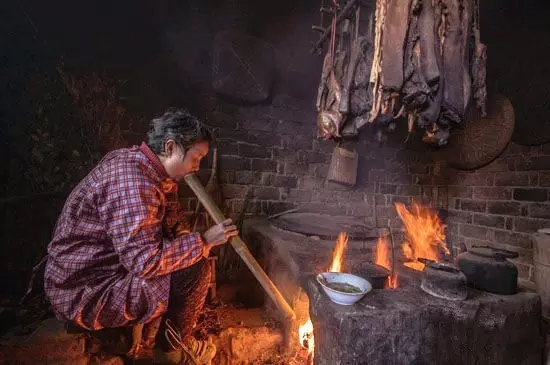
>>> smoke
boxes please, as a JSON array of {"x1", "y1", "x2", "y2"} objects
[{"x1": 160, "y1": 0, "x2": 323, "y2": 101}]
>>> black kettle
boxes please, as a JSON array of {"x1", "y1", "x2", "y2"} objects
[{"x1": 456, "y1": 246, "x2": 519, "y2": 295}]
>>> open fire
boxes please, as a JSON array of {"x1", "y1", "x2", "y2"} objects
[
  {"x1": 329, "y1": 232, "x2": 348, "y2": 273},
  {"x1": 298, "y1": 318, "x2": 314, "y2": 354},
  {"x1": 395, "y1": 202, "x2": 449, "y2": 271},
  {"x1": 247, "y1": 204, "x2": 541, "y2": 365},
  {"x1": 375, "y1": 236, "x2": 398, "y2": 289},
  {"x1": 298, "y1": 232, "x2": 348, "y2": 360},
  {"x1": 298, "y1": 202, "x2": 446, "y2": 359}
]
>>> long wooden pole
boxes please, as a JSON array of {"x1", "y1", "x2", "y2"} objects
[{"x1": 184, "y1": 173, "x2": 296, "y2": 322}]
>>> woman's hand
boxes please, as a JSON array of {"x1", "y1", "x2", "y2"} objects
[{"x1": 202, "y1": 219, "x2": 238, "y2": 257}]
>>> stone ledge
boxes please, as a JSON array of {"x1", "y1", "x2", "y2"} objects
[{"x1": 303, "y1": 269, "x2": 543, "y2": 365}]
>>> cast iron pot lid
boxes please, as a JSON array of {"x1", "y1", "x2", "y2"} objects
[
  {"x1": 270, "y1": 212, "x2": 388, "y2": 240},
  {"x1": 351, "y1": 263, "x2": 391, "y2": 279},
  {"x1": 418, "y1": 258, "x2": 461, "y2": 273},
  {"x1": 468, "y1": 246, "x2": 519, "y2": 260}
]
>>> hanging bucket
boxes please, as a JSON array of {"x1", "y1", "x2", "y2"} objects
[{"x1": 327, "y1": 145, "x2": 358, "y2": 186}]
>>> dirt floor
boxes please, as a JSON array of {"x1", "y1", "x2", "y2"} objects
[{"x1": 0, "y1": 294, "x2": 312, "y2": 364}]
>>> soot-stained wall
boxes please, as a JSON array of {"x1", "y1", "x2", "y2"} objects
[{"x1": 1, "y1": 0, "x2": 549, "y2": 299}]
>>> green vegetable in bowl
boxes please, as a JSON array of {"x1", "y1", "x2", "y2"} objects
[{"x1": 325, "y1": 282, "x2": 363, "y2": 293}]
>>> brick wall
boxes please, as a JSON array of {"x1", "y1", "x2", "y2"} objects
[
  {"x1": 182, "y1": 92, "x2": 550, "y2": 284},
  {"x1": 443, "y1": 144, "x2": 550, "y2": 283},
  {"x1": 181, "y1": 93, "x2": 435, "y2": 229}
]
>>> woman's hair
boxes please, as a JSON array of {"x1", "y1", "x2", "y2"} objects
[{"x1": 147, "y1": 108, "x2": 212, "y2": 154}]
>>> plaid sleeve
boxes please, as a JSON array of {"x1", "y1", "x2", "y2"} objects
[{"x1": 98, "y1": 165, "x2": 204, "y2": 278}]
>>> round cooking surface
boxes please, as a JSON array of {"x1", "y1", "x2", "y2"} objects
[
  {"x1": 269, "y1": 212, "x2": 388, "y2": 240},
  {"x1": 469, "y1": 246, "x2": 519, "y2": 260}
]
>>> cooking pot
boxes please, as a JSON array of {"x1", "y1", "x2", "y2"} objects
[
  {"x1": 456, "y1": 246, "x2": 519, "y2": 295},
  {"x1": 418, "y1": 258, "x2": 468, "y2": 301},
  {"x1": 351, "y1": 263, "x2": 390, "y2": 289}
]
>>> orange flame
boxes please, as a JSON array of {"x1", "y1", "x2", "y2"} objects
[
  {"x1": 298, "y1": 232, "x2": 348, "y2": 357},
  {"x1": 388, "y1": 273, "x2": 398, "y2": 289},
  {"x1": 375, "y1": 236, "x2": 398, "y2": 288},
  {"x1": 328, "y1": 232, "x2": 348, "y2": 273},
  {"x1": 395, "y1": 202, "x2": 448, "y2": 271},
  {"x1": 298, "y1": 318, "x2": 314, "y2": 354}
]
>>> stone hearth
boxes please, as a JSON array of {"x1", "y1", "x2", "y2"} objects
[
  {"x1": 304, "y1": 269, "x2": 542, "y2": 365},
  {"x1": 242, "y1": 213, "x2": 390, "y2": 327},
  {"x1": 243, "y1": 213, "x2": 544, "y2": 365}
]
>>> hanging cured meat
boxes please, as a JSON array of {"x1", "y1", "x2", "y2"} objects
[{"x1": 312, "y1": 0, "x2": 488, "y2": 147}]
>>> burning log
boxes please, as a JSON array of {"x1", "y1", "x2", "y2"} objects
[{"x1": 184, "y1": 173, "x2": 296, "y2": 324}]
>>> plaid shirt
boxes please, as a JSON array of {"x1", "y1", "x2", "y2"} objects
[{"x1": 45, "y1": 142, "x2": 204, "y2": 330}]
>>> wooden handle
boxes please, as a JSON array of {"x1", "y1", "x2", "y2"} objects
[{"x1": 184, "y1": 173, "x2": 296, "y2": 322}]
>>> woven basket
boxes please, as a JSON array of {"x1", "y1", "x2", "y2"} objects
[
  {"x1": 445, "y1": 94, "x2": 515, "y2": 170},
  {"x1": 327, "y1": 146, "x2": 358, "y2": 186}
]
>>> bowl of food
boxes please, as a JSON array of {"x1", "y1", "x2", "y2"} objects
[{"x1": 316, "y1": 272, "x2": 372, "y2": 305}]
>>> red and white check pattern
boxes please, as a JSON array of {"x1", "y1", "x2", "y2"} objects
[{"x1": 45, "y1": 142, "x2": 204, "y2": 330}]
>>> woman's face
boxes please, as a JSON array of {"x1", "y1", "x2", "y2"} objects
[{"x1": 161, "y1": 140, "x2": 209, "y2": 181}]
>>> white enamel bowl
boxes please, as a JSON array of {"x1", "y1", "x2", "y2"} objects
[{"x1": 316, "y1": 272, "x2": 373, "y2": 305}]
